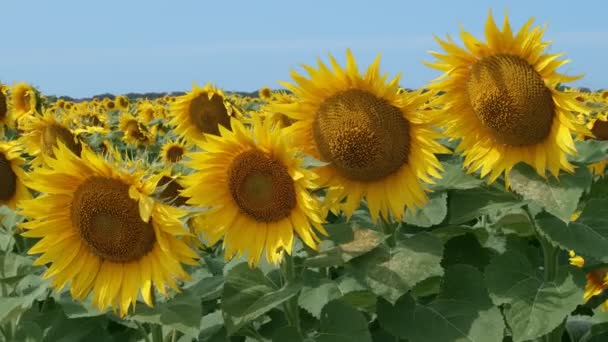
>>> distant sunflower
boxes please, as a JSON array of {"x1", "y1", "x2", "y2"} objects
[
  {"x1": 103, "y1": 99, "x2": 116, "y2": 111},
  {"x1": 0, "y1": 141, "x2": 31, "y2": 209},
  {"x1": 160, "y1": 139, "x2": 188, "y2": 164},
  {"x1": 259, "y1": 86, "x2": 272, "y2": 100},
  {"x1": 273, "y1": 50, "x2": 448, "y2": 221},
  {"x1": 11, "y1": 82, "x2": 38, "y2": 124},
  {"x1": 584, "y1": 113, "x2": 608, "y2": 176},
  {"x1": 137, "y1": 103, "x2": 157, "y2": 124},
  {"x1": 116, "y1": 96, "x2": 130, "y2": 111},
  {"x1": 181, "y1": 118, "x2": 327, "y2": 266},
  {"x1": 170, "y1": 83, "x2": 237, "y2": 143},
  {"x1": 119, "y1": 113, "x2": 152, "y2": 145},
  {"x1": 20, "y1": 143, "x2": 198, "y2": 317},
  {"x1": 426, "y1": 11, "x2": 588, "y2": 186},
  {"x1": 20, "y1": 111, "x2": 82, "y2": 167},
  {"x1": 0, "y1": 84, "x2": 9, "y2": 128}
]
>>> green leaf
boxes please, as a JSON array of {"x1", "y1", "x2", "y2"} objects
[
  {"x1": 272, "y1": 326, "x2": 303, "y2": 342},
  {"x1": 441, "y1": 233, "x2": 493, "y2": 271},
  {"x1": 304, "y1": 229, "x2": 384, "y2": 268},
  {"x1": 403, "y1": 192, "x2": 448, "y2": 227},
  {"x1": 509, "y1": 163, "x2": 591, "y2": 222},
  {"x1": 317, "y1": 300, "x2": 372, "y2": 342},
  {"x1": 129, "y1": 287, "x2": 203, "y2": 336},
  {"x1": 536, "y1": 200, "x2": 608, "y2": 262},
  {"x1": 352, "y1": 233, "x2": 444, "y2": 304},
  {"x1": 377, "y1": 265, "x2": 504, "y2": 342},
  {"x1": 448, "y1": 187, "x2": 522, "y2": 224},
  {"x1": 570, "y1": 140, "x2": 608, "y2": 164},
  {"x1": 199, "y1": 311, "x2": 224, "y2": 341},
  {"x1": 430, "y1": 157, "x2": 484, "y2": 191},
  {"x1": 298, "y1": 270, "x2": 342, "y2": 318},
  {"x1": 221, "y1": 263, "x2": 301, "y2": 335},
  {"x1": 484, "y1": 250, "x2": 585, "y2": 341}
]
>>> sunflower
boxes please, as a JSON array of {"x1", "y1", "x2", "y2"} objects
[
  {"x1": 20, "y1": 111, "x2": 82, "y2": 167},
  {"x1": 19, "y1": 143, "x2": 199, "y2": 317},
  {"x1": 259, "y1": 86, "x2": 273, "y2": 100},
  {"x1": 137, "y1": 102, "x2": 157, "y2": 124},
  {"x1": 157, "y1": 174, "x2": 189, "y2": 207},
  {"x1": 584, "y1": 113, "x2": 608, "y2": 176},
  {"x1": 181, "y1": 117, "x2": 327, "y2": 266},
  {"x1": 569, "y1": 252, "x2": 608, "y2": 310},
  {"x1": 272, "y1": 50, "x2": 448, "y2": 221},
  {"x1": 10, "y1": 82, "x2": 38, "y2": 125},
  {"x1": 160, "y1": 139, "x2": 188, "y2": 164},
  {"x1": 0, "y1": 84, "x2": 9, "y2": 128},
  {"x1": 0, "y1": 141, "x2": 31, "y2": 209},
  {"x1": 119, "y1": 113, "x2": 152, "y2": 145},
  {"x1": 170, "y1": 83, "x2": 238, "y2": 143},
  {"x1": 426, "y1": 11, "x2": 588, "y2": 186},
  {"x1": 116, "y1": 96, "x2": 130, "y2": 111},
  {"x1": 103, "y1": 98, "x2": 116, "y2": 111}
]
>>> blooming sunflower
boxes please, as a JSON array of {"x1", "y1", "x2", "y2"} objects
[
  {"x1": 584, "y1": 113, "x2": 608, "y2": 176},
  {"x1": 569, "y1": 252, "x2": 608, "y2": 310},
  {"x1": 10, "y1": 82, "x2": 38, "y2": 126},
  {"x1": 160, "y1": 139, "x2": 188, "y2": 164},
  {"x1": 272, "y1": 49, "x2": 448, "y2": 221},
  {"x1": 170, "y1": 83, "x2": 238, "y2": 143},
  {"x1": 116, "y1": 96, "x2": 130, "y2": 111},
  {"x1": 426, "y1": 11, "x2": 588, "y2": 186},
  {"x1": 20, "y1": 143, "x2": 199, "y2": 317},
  {"x1": 0, "y1": 141, "x2": 31, "y2": 209},
  {"x1": 0, "y1": 84, "x2": 9, "y2": 128},
  {"x1": 20, "y1": 111, "x2": 82, "y2": 167},
  {"x1": 181, "y1": 117, "x2": 327, "y2": 266},
  {"x1": 119, "y1": 113, "x2": 152, "y2": 145},
  {"x1": 259, "y1": 86, "x2": 273, "y2": 101}
]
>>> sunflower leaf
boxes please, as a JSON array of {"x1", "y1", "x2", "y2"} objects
[
  {"x1": 536, "y1": 200, "x2": 608, "y2": 262},
  {"x1": 447, "y1": 187, "x2": 522, "y2": 224},
  {"x1": 298, "y1": 270, "x2": 342, "y2": 319},
  {"x1": 484, "y1": 250, "x2": 585, "y2": 342},
  {"x1": 304, "y1": 229, "x2": 384, "y2": 268},
  {"x1": 351, "y1": 232, "x2": 444, "y2": 304},
  {"x1": 509, "y1": 163, "x2": 591, "y2": 222},
  {"x1": 570, "y1": 140, "x2": 608, "y2": 164},
  {"x1": 403, "y1": 192, "x2": 448, "y2": 227},
  {"x1": 316, "y1": 300, "x2": 372, "y2": 342},
  {"x1": 377, "y1": 265, "x2": 504, "y2": 342}
]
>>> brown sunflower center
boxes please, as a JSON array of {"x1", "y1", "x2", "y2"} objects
[
  {"x1": 312, "y1": 89, "x2": 410, "y2": 182},
  {"x1": 166, "y1": 146, "x2": 184, "y2": 162},
  {"x1": 71, "y1": 177, "x2": 156, "y2": 262},
  {"x1": 227, "y1": 149, "x2": 296, "y2": 222},
  {"x1": 158, "y1": 175, "x2": 188, "y2": 206},
  {"x1": 0, "y1": 92, "x2": 7, "y2": 121},
  {"x1": 0, "y1": 153, "x2": 17, "y2": 201},
  {"x1": 107, "y1": 101, "x2": 115, "y2": 109},
  {"x1": 42, "y1": 124, "x2": 82, "y2": 157},
  {"x1": 119, "y1": 98, "x2": 128, "y2": 108},
  {"x1": 466, "y1": 54, "x2": 555, "y2": 146},
  {"x1": 188, "y1": 93, "x2": 232, "y2": 136},
  {"x1": 592, "y1": 120, "x2": 608, "y2": 140}
]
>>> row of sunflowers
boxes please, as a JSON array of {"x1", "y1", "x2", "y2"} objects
[{"x1": 2, "y1": 10, "x2": 608, "y2": 342}]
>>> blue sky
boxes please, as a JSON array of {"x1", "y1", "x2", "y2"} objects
[{"x1": 1, "y1": 0, "x2": 606, "y2": 97}]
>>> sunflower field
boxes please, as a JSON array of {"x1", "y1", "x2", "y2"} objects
[{"x1": 2, "y1": 11, "x2": 608, "y2": 342}]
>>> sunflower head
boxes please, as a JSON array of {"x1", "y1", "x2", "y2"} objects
[
  {"x1": 0, "y1": 141, "x2": 32, "y2": 209},
  {"x1": 119, "y1": 113, "x2": 153, "y2": 145},
  {"x1": 0, "y1": 84, "x2": 9, "y2": 127},
  {"x1": 169, "y1": 82, "x2": 238, "y2": 143},
  {"x1": 259, "y1": 86, "x2": 273, "y2": 100},
  {"x1": 11, "y1": 82, "x2": 39, "y2": 121},
  {"x1": 20, "y1": 143, "x2": 198, "y2": 317},
  {"x1": 116, "y1": 96, "x2": 130, "y2": 110},
  {"x1": 20, "y1": 111, "x2": 82, "y2": 167},
  {"x1": 426, "y1": 11, "x2": 589, "y2": 186},
  {"x1": 160, "y1": 139, "x2": 188, "y2": 164},
  {"x1": 181, "y1": 117, "x2": 327, "y2": 266},
  {"x1": 272, "y1": 49, "x2": 448, "y2": 221},
  {"x1": 103, "y1": 98, "x2": 116, "y2": 111}
]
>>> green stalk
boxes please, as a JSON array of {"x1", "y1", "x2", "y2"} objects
[
  {"x1": 281, "y1": 253, "x2": 302, "y2": 336},
  {"x1": 379, "y1": 214, "x2": 396, "y2": 248},
  {"x1": 151, "y1": 325, "x2": 163, "y2": 342}
]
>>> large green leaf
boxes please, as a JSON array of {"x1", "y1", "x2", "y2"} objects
[
  {"x1": 430, "y1": 157, "x2": 484, "y2": 191},
  {"x1": 536, "y1": 200, "x2": 608, "y2": 262},
  {"x1": 403, "y1": 192, "x2": 448, "y2": 228},
  {"x1": 484, "y1": 250, "x2": 585, "y2": 341},
  {"x1": 570, "y1": 140, "x2": 608, "y2": 164},
  {"x1": 509, "y1": 163, "x2": 591, "y2": 222},
  {"x1": 352, "y1": 233, "x2": 444, "y2": 304},
  {"x1": 221, "y1": 262, "x2": 301, "y2": 335},
  {"x1": 304, "y1": 229, "x2": 384, "y2": 268},
  {"x1": 448, "y1": 187, "x2": 522, "y2": 224},
  {"x1": 298, "y1": 270, "x2": 342, "y2": 318},
  {"x1": 377, "y1": 265, "x2": 504, "y2": 342},
  {"x1": 316, "y1": 300, "x2": 372, "y2": 342}
]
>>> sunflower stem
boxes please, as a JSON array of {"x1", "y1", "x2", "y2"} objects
[
  {"x1": 151, "y1": 324, "x2": 163, "y2": 342},
  {"x1": 281, "y1": 253, "x2": 302, "y2": 336},
  {"x1": 379, "y1": 214, "x2": 396, "y2": 248}
]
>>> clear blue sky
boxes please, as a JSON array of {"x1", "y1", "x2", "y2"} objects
[{"x1": 1, "y1": 0, "x2": 606, "y2": 98}]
